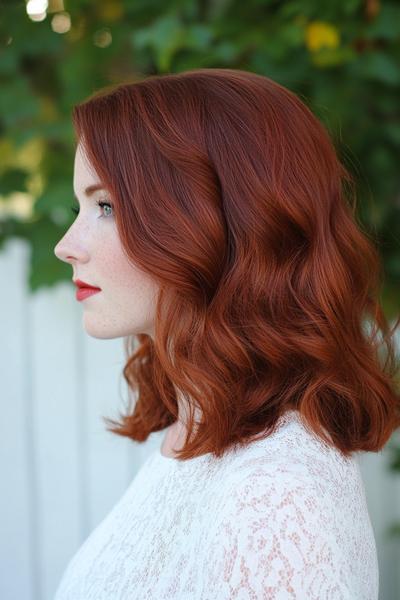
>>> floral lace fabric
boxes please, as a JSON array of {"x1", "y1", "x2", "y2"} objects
[{"x1": 54, "y1": 410, "x2": 378, "y2": 599}]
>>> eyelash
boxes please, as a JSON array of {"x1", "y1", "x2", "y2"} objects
[{"x1": 70, "y1": 200, "x2": 114, "y2": 218}]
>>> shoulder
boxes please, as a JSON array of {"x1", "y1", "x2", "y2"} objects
[
  {"x1": 204, "y1": 464, "x2": 357, "y2": 599},
  {"x1": 220, "y1": 409, "x2": 357, "y2": 495},
  {"x1": 219, "y1": 412, "x2": 361, "y2": 536},
  {"x1": 223, "y1": 459, "x2": 326, "y2": 534},
  {"x1": 201, "y1": 415, "x2": 370, "y2": 599}
]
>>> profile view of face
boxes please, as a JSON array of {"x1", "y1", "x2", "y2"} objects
[{"x1": 54, "y1": 143, "x2": 159, "y2": 340}]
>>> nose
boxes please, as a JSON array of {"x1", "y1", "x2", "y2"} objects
[{"x1": 54, "y1": 229, "x2": 90, "y2": 265}]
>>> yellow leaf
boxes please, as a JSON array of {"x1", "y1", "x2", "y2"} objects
[{"x1": 305, "y1": 21, "x2": 340, "y2": 52}]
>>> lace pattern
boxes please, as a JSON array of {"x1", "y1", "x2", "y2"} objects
[{"x1": 54, "y1": 410, "x2": 378, "y2": 599}]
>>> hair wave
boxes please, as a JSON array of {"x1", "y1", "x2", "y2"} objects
[{"x1": 72, "y1": 68, "x2": 400, "y2": 461}]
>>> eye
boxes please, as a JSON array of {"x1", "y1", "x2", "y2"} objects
[
  {"x1": 97, "y1": 200, "x2": 114, "y2": 218},
  {"x1": 69, "y1": 200, "x2": 114, "y2": 218}
]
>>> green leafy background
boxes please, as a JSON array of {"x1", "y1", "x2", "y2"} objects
[{"x1": 1, "y1": 0, "x2": 400, "y2": 537}]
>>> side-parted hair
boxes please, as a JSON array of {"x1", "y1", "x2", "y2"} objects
[{"x1": 72, "y1": 68, "x2": 400, "y2": 461}]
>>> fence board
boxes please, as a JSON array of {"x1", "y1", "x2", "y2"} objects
[{"x1": 0, "y1": 239, "x2": 35, "y2": 600}]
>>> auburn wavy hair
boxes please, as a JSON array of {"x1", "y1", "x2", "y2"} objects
[{"x1": 72, "y1": 68, "x2": 400, "y2": 461}]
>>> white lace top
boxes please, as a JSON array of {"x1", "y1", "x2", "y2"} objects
[{"x1": 54, "y1": 409, "x2": 379, "y2": 599}]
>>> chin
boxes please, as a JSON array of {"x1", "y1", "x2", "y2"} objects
[
  {"x1": 82, "y1": 317, "x2": 127, "y2": 340},
  {"x1": 82, "y1": 315, "x2": 154, "y2": 340},
  {"x1": 83, "y1": 328, "x2": 124, "y2": 340}
]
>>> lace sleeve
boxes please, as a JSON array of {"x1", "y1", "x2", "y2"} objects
[{"x1": 203, "y1": 469, "x2": 356, "y2": 600}]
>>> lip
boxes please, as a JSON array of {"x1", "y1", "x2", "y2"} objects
[
  {"x1": 73, "y1": 279, "x2": 102, "y2": 302},
  {"x1": 76, "y1": 287, "x2": 101, "y2": 301},
  {"x1": 74, "y1": 278, "x2": 101, "y2": 289}
]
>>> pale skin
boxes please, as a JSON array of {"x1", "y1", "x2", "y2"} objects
[{"x1": 54, "y1": 143, "x2": 188, "y2": 458}]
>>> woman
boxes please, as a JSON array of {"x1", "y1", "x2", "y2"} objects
[{"x1": 53, "y1": 68, "x2": 399, "y2": 599}]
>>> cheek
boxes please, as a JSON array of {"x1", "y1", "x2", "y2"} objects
[
  {"x1": 95, "y1": 237, "x2": 133, "y2": 284},
  {"x1": 99, "y1": 242, "x2": 159, "y2": 305}
]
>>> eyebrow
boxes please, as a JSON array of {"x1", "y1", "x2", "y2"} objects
[{"x1": 73, "y1": 183, "x2": 105, "y2": 201}]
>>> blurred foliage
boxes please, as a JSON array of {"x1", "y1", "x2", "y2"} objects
[
  {"x1": 1, "y1": 0, "x2": 400, "y2": 536},
  {"x1": 1, "y1": 0, "x2": 400, "y2": 303}
]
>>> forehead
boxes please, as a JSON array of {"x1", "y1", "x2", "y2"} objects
[{"x1": 73, "y1": 143, "x2": 101, "y2": 192}]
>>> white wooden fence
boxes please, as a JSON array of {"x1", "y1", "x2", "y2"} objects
[{"x1": 1, "y1": 238, "x2": 400, "y2": 600}]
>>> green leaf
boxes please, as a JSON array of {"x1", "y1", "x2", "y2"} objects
[
  {"x1": 310, "y1": 46, "x2": 356, "y2": 68},
  {"x1": 132, "y1": 14, "x2": 185, "y2": 72},
  {"x1": 360, "y1": 52, "x2": 400, "y2": 86},
  {"x1": 132, "y1": 16, "x2": 214, "y2": 73},
  {"x1": 25, "y1": 215, "x2": 73, "y2": 291},
  {"x1": 364, "y1": 4, "x2": 400, "y2": 41},
  {"x1": 0, "y1": 47, "x2": 19, "y2": 75},
  {"x1": 0, "y1": 168, "x2": 30, "y2": 195},
  {"x1": 34, "y1": 179, "x2": 73, "y2": 222},
  {"x1": 0, "y1": 78, "x2": 41, "y2": 128}
]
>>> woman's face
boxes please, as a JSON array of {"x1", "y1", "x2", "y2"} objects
[{"x1": 54, "y1": 143, "x2": 159, "y2": 340}]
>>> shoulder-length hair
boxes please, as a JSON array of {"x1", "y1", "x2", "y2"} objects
[{"x1": 72, "y1": 68, "x2": 400, "y2": 461}]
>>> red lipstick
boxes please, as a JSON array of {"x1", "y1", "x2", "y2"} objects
[{"x1": 73, "y1": 279, "x2": 102, "y2": 302}]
